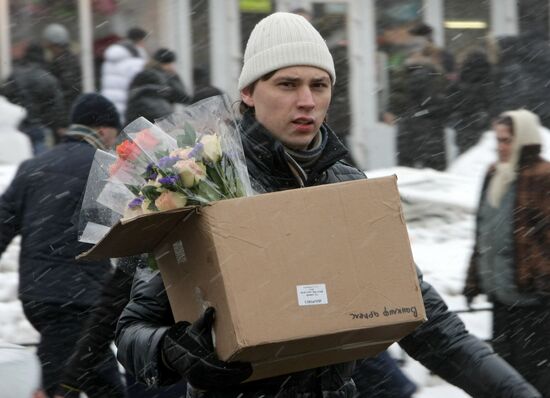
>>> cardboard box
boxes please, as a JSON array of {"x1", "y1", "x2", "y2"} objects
[{"x1": 80, "y1": 176, "x2": 426, "y2": 381}]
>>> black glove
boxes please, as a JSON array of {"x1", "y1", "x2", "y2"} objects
[{"x1": 162, "y1": 307, "x2": 253, "y2": 390}]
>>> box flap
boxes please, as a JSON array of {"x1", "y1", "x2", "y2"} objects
[{"x1": 77, "y1": 207, "x2": 198, "y2": 260}]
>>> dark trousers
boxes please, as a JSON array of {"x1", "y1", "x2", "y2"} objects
[
  {"x1": 22, "y1": 300, "x2": 125, "y2": 397},
  {"x1": 353, "y1": 351, "x2": 416, "y2": 397},
  {"x1": 492, "y1": 301, "x2": 550, "y2": 396},
  {"x1": 397, "y1": 121, "x2": 447, "y2": 171}
]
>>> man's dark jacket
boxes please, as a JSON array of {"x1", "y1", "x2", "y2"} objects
[
  {"x1": 116, "y1": 114, "x2": 540, "y2": 398},
  {"x1": 1, "y1": 62, "x2": 66, "y2": 138},
  {"x1": 0, "y1": 137, "x2": 111, "y2": 306},
  {"x1": 49, "y1": 49, "x2": 82, "y2": 122}
]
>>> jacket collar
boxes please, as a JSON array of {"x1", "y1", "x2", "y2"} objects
[{"x1": 239, "y1": 111, "x2": 349, "y2": 187}]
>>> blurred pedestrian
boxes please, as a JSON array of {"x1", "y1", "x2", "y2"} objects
[
  {"x1": 448, "y1": 50, "x2": 495, "y2": 154},
  {"x1": 53, "y1": 257, "x2": 187, "y2": 398},
  {"x1": 409, "y1": 23, "x2": 456, "y2": 80},
  {"x1": 464, "y1": 110, "x2": 550, "y2": 396},
  {"x1": 0, "y1": 93, "x2": 125, "y2": 397},
  {"x1": 0, "y1": 95, "x2": 32, "y2": 165},
  {"x1": 125, "y1": 48, "x2": 191, "y2": 124},
  {"x1": 388, "y1": 44, "x2": 450, "y2": 170},
  {"x1": 101, "y1": 27, "x2": 148, "y2": 120},
  {"x1": 1, "y1": 42, "x2": 65, "y2": 155},
  {"x1": 192, "y1": 66, "x2": 223, "y2": 103},
  {"x1": 42, "y1": 23, "x2": 82, "y2": 136},
  {"x1": 493, "y1": 33, "x2": 550, "y2": 129}
]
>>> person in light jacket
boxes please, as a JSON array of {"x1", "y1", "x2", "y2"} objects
[
  {"x1": 100, "y1": 27, "x2": 148, "y2": 120},
  {"x1": 0, "y1": 96, "x2": 32, "y2": 165}
]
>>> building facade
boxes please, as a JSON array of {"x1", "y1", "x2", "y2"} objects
[{"x1": 1, "y1": 0, "x2": 547, "y2": 168}]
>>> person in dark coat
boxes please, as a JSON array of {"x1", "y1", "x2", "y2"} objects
[
  {"x1": 1, "y1": 42, "x2": 66, "y2": 154},
  {"x1": 114, "y1": 13, "x2": 540, "y2": 398},
  {"x1": 493, "y1": 34, "x2": 550, "y2": 129},
  {"x1": 448, "y1": 50, "x2": 495, "y2": 154},
  {"x1": 53, "y1": 256, "x2": 188, "y2": 398},
  {"x1": 464, "y1": 110, "x2": 550, "y2": 396},
  {"x1": 388, "y1": 45, "x2": 450, "y2": 171},
  {"x1": 43, "y1": 23, "x2": 82, "y2": 135},
  {"x1": 192, "y1": 66, "x2": 223, "y2": 103},
  {"x1": 125, "y1": 48, "x2": 191, "y2": 124},
  {"x1": 0, "y1": 93, "x2": 125, "y2": 398}
]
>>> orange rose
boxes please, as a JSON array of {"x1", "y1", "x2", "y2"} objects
[
  {"x1": 116, "y1": 140, "x2": 141, "y2": 161},
  {"x1": 134, "y1": 129, "x2": 159, "y2": 150}
]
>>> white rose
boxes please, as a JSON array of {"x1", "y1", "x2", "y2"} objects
[{"x1": 200, "y1": 134, "x2": 222, "y2": 163}]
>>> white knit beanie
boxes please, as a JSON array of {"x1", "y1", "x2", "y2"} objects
[{"x1": 238, "y1": 12, "x2": 335, "y2": 90}]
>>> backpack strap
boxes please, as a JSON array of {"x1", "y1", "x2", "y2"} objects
[{"x1": 119, "y1": 41, "x2": 140, "y2": 58}]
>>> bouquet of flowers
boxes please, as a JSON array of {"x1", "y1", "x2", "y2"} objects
[{"x1": 78, "y1": 95, "x2": 254, "y2": 245}]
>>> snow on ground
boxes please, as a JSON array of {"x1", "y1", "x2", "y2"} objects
[{"x1": 0, "y1": 128, "x2": 548, "y2": 396}]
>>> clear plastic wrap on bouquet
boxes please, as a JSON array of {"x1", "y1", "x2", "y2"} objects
[{"x1": 78, "y1": 94, "x2": 254, "y2": 245}]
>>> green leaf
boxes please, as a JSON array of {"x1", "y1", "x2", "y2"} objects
[
  {"x1": 196, "y1": 181, "x2": 222, "y2": 202},
  {"x1": 141, "y1": 185, "x2": 161, "y2": 201},
  {"x1": 125, "y1": 184, "x2": 141, "y2": 196},
  {"x1": 176, "y1": 122, "x2": 198, "y2": 148},
  {"x1": 156, "y1": 149, "x2": 169, "y2": 158},
  {"x1": 147, "y1": 200, "x2": 159, "y2": 211},
  {"x1": 147, "y1": 253, "x2": 158, "y2": 271},
  {"x1": 184, "y1": 122, "x2": 197, "y2": 143},
  {"x1": 206, "y1": 164, "x2": 225, "y2": 191}
]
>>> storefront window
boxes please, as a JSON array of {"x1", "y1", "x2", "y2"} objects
[{"x1": 444, "y1": 0, "x2": 490, "y2": 63}]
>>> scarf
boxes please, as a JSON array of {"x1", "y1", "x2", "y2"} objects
[
  {"x1": 283, "y1": 130, "x2": 327, "y2": 187},
  {"x1": 64, "y1": 124, "x2": 108, "y2": 151},
  {"x1": 487, "y1": 110, "x2": 542, "y2": 207}
]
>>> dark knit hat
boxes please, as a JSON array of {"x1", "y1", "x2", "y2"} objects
[
  {"x1": 127, "y1": 27, "x2": 147, "y2": 42},
  {"x1": 409, "y1": 23, "x2": 433, "y2": 37},
  {"x1": 153, "y1": 48, "x2": 176, "y2": 64},
  {"x1": 70, "y1": 93, "x2": 121, "y2": 130}
]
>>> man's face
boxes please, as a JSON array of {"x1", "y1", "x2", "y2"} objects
[
  {"x1": 495, "y1": 123, "x2": 514, "y2": 162},
  {"x1": 241, "y1": 66, "x2": 332, "y2": 150}
]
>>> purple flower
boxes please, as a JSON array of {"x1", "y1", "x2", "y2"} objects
[
  {"x1": 188, "y1": 142, "x2": 204, "y2": 159},
  {"x1": 158, "y1": 175, "x2": 179, "y2": 185},
  {"x1": 144, "y1": 163, "x2": 158, "y2": 181},
  {"x1": 158, "y1": 156, "x2": 180, "y2": 169},
  {"x1": 128, "y1": 196, "x2": 144, "y2": 209}
]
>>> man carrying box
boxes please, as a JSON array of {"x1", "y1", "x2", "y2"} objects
[{"x1": 115, "y1": 12, "x2": 541, "y2": 397}]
